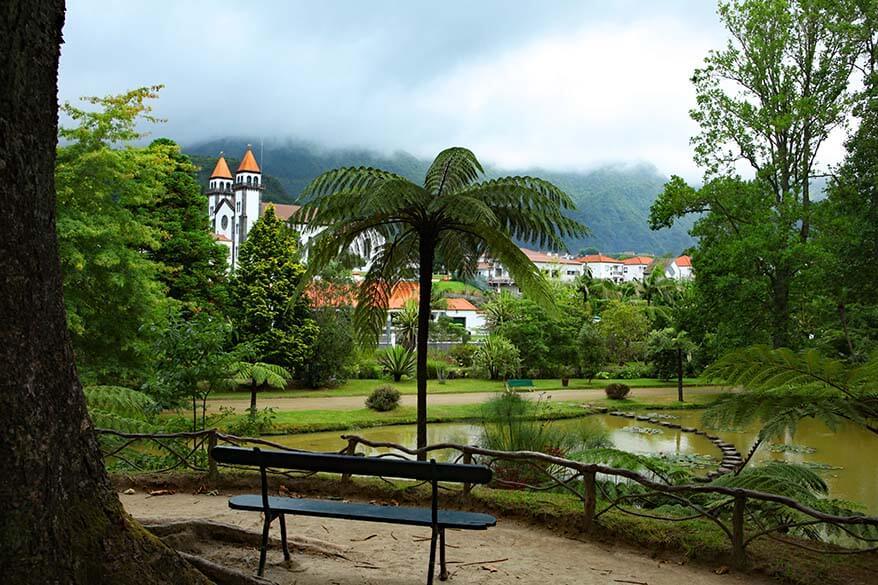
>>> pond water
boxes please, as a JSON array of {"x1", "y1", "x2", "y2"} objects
[{"x1": 265, "y1": 411, "x2": 878, "y2": 513}]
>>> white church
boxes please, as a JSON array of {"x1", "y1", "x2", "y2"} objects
[{"x1": 206, "y1": 146, "x2": 264, "y2": 268}]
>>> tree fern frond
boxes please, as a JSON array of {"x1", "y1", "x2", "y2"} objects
[
  {"x1": 89, "y1": 409, "x2": 159, "y2": 433},
  {"x1": 84, "y1": 385, "x2": 159, "y2": 419},
  {"x1": 424, "y1": 147, "x2": 483, "y2": 195},
  {"x1": 710, "y1": 461, "x2": 827, "y2": 500}
]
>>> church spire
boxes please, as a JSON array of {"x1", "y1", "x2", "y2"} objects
[
  {"x1": 210, "y1": 153, "x2": 233, "y2": 179},
  {"x1": 237, "y1": 145, "x2": 261, "y2": 173}
]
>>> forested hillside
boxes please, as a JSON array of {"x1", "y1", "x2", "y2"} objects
[{"x1": 187, "y1": 138, "x2": 695, "y2": 254}]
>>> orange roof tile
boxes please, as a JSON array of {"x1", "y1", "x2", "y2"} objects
[
  {"x1": 622, "y1": 256, "x2": 653, "y2": 265},
  {"x1": 445, "y1": 298, "x2": 479, "y2": 311},
  {"x1": 674, "y1": 255, "x2": 692, "y2": 267},
  {"x1": 213, "y1": 233, "x2": 231, "y2": 242},
  {"x1": 520, "y1": 248, "x2": 581, "y2": 265},
  {"x1": 210, "y1": 155, "x2": 233, "y2": 179},
  {"x1": 260, "y1": 202, "x2": 302, "y2": 221},
  {"x1": 577, "y1": 254, "x2": 622, "y2": 264},
  {"x1": 237, "y1": 146, "x2": 261, "y2": 173}
]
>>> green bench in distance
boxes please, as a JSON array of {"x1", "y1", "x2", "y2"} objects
[{"x1": 505, "y1": 379, "x2": 534, "y2": 392}]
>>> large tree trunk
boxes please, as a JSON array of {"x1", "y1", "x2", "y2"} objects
[
  {"x1": 415, "y1": 233, "x2": 436, "y2": 459},
  {"x1": 0, "y1": 3, "x2": 209, "y2": 583}
]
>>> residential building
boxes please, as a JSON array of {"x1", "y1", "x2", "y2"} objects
[
  {"x1": 666, "y1": 255, "x2": 693, "y2": 280},
  {"x1": 577, "y1": 254, "x2": 625, "y2": 283},
  {"x1": 621, "y1": 256, "x2": 654, "y2": 282}
]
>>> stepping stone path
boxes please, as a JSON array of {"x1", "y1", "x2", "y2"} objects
[{"x1": 602, "y1": 411, "x2": 745, "y2": 480}]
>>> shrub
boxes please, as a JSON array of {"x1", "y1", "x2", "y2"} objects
[
  {"x1": 473, "y1": 335, "x2": 521, "y2": 380},
  {"x1": 577, "y1": 322, "x2": 608, "y2": 382},
  {"x1": 365, "y1": 385, "x2": 401, "y2": 411},
  {"x1": 377, "y1": 346, "x2": 415, "y2": 382},
  {"x1": 227, "y1": 407, "x2": 277, "y2": 436},
  {"x1": 618, "y1": 361, "x2": 654, "y2": 380},
  {"x1": 605, "y1": 383, "x2": 631, "y2": 400},
  {"x1": 448, "y1": 343, "x2": 478, "y2": 367},
  {"x1": 426, "y1": 358, "x2": 450, "y2": 380}
]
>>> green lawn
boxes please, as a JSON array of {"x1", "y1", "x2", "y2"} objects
[{"x1": 210, "y1": 376, "x2": 709, "y2": 400}]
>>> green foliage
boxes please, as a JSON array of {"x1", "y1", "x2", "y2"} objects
[
  {"x1": 577, "y1": 322, "x2": 607, "y2": 382},
  {"x1": 365, "y1": 385, "x2": 401, "y2": 412},
  {"x1": 448, "y1": 343, "x2": 478, "y2": 367},
  {"x1": 231, "y1": 360, "x2": 293, "y2": 415},
  {"x1": 647, "y1": 328, "x2": 694, "y2": 381},
  {"x1": 703, "y1": 345, "x2": 878, "y2": 439},
  {"x1": 377, "y1": 346, "x2": 415, "y2": 382},
  {"x1": 84, "y1": 385, "x2": 161, "y2": 432},
  {"x1": 231, "y1": 206, "x2": 318, "y2": 372},
  {"x1": 604, "y1": 383, "x2": 631, "y2": 400},
  {"x1": 301, "y1": 307, "x2": 356, "y2": 388},
  {"x1": 227, "y1": 407, "x2": 277, "y2": 436},
  {"x1": 599, "y1": 300, "x2": 649, "y2": 363},
  {"x1": 56, "y1": 86, "x2": 171, "y2": 384},
  {"x1": 393, "y1": 300, "x2": 419, "y2": 351},
  {"x1": 473, "y1": 335, "x2": 521, "y2": 380}
]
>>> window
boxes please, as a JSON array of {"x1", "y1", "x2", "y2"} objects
[
  {"x1": 221, "y1": 216, "x2": 228, "y2": 230},
  {"x1": 253, "y1": 176, "x2": 259, "y2": 186},
  {"x1": 246, "y1": 176, "x2": 252, "y2": 185}
]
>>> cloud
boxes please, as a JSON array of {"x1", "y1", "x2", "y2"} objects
[{"x1": 59, "y1": 1, "x2": 736, "y2": 178}]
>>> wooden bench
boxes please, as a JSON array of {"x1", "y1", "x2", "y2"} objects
[
  {"x1": 505, "y1": 378, "x2": 534, "y2": 392},
  {"x1": 211, "y1": 446, "x2": 495, "y2": 583}
]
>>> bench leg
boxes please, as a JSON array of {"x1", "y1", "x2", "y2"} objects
[
  {"x1": 427, "y1": 526, "x2": 438, "y2": 585},
  {"x1": 258, "y1": 513, "x2": 273, "y2": 577},
  {"x1": 439, "y1": 527, "x2": 448, "y2": 581},
  {"x1": 279, "y1": 514, "x2": 291, "y2": 561}
]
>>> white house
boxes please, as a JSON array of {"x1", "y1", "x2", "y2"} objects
[
  {"x1": 577, "y1": 254, "x2": 625, "y2": 283},
  {"x1": 521, "y1": 248, "x2": 583, "y2": 283},
  {"x1": 621, "y1": 256, "x2": 653, "y2": 282},
  {"x1": 666, "y1": 255, "x2": 694, "y2": 280}
]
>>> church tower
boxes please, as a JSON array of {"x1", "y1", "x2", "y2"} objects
[
  {"x1": 207, "y1": 154, "x2": 235, "y2": 242},
  {"x1": 232, "y1": 145, "x2": 263, "y2": 266}
]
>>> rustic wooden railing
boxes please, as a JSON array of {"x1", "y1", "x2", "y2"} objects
[{"x1": 96, "y1": 428, "x2": 878, "y2": 567}]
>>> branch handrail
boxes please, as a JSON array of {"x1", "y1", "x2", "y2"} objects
[{"x1": 95, "y1": 427, "x2": 878, "y2": 567}]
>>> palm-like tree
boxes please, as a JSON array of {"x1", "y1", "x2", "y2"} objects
[
  {"x1": 231, "y1": 361, "x2": 293, "y2": 416},
  {"x1": 636, "y1": 268, "x2": 676, "y2": 307},
  {"x1": 298, "y1": 147, "x2": 585, "y2": 453}
]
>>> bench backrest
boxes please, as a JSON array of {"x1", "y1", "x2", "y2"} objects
[
  {"x1": 506, "y1": 379, "x2": 534, "y2": 387},
  {"x1": 212, "y1": 446, "x2": 492, "y2": 485}
]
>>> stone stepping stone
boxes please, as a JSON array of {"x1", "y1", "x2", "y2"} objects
[{"x1": 681, "y1": 427, "x2": 696, "y2": 432}]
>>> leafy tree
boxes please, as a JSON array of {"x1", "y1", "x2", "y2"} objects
[
  {"x1": 138, "y1": 138, "x2": 228, "y2": 313},
  {"x1": 55, "y1": 86, "x2": 171, "y2": 384},
  {"x1": 651, "y1": 0, "x2": 866, "y2": 348},
  {"x1": 299, "y1": 147, "x2": 584, "y2": 453},
  {"x1": 474, "y1": 335, "x2": 521, "y2": 380},
  {"x1": 598, "y1": 300, "x2": 649, "y2": 364},
  {"x1": 231, "y1": 360, "x2": 292, "y2": 416},
  {"x1": 301, "y1": 307, "x2": 355, "y2": 388},
  {"x1": 148, "y1": 312, "x2": 237, "y2": 430},
  {"x1": 577, "y1": 322, "x2": 608, "y2": 383},
  {"x1": 647, "y1": 328, "x2": 694, "y2": 401},
  {"x1": 231, "y1": 206, "x2": 318, "y2": 373}
]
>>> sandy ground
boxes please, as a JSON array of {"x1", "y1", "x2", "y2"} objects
[
  {"x1": 207, "y1": 386, "x2": 725, "y2": 413},
  {"x1": 123, "y1": 490, "x2": 770, "y2": 585}
]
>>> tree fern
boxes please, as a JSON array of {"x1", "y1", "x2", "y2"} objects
[
  {"x1": 84, "y1": 385, "x2": 159, "y2": 421},
  {"x1": 296, "y1": 147, "x2": 586, "y2": 453}
]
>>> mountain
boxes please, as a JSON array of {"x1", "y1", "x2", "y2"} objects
[{"x1": 186, "y1": 138, "x2": 695, "y2": 255}]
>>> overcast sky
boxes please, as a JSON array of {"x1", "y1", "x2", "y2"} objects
[{"x1": 58, "y1": 1, "x2": 831, "y2": 179}]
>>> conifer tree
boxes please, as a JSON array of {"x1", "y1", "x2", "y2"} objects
[{"x1": 230, "y1": 206, "x2": 318, "y2": 373}]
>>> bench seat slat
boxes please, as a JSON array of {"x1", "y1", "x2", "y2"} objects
[{"x1": 229, "y1": 495, "x2": 496, "y2": 530}]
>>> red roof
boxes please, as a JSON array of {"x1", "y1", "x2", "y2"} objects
[
  {"x1": 520, "y1": 248, "x2": 580, "y2": 265},
  {"x1": 210, "y1": 155, "x2": 233, "y2": 179},
  {"x1": 237, "y1": 146, "x2": 261, "y2": 173},
  {"x1": 306, "y1": 282, "x2": 358, "y2": 308},
  {"x1": 674, "y1": 255, "x2": 692, "y2": 267},
  {"x1": 445, "y1": 298, "x2": 479, "y2": 311},
  {"x1": 213, "y1": 233, "x2": 231, "y2": 242},
  {"x1": 622, "y1": 256, "x2": 653, "y2": 265},
  {"x1": 260, "y1": 202, "x2": 302, "y2": 221},
  {"x1": 577, "y1": 254, "x2": 622, "y2": 264}
]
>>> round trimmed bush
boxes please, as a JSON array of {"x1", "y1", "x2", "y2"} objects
[
  {"x1": 604, "y1": 383, "x2": 631, "y2": 400},
  {"x1": 365, "y1": 385, "x2": 401, "y2": 411}
]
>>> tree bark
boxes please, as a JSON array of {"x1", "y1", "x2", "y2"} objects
[
  {"x1": 0, "y1": 3, "x2": 209, "y2": 583},
  {"x1": 416, "y1": 232, "x2": 436, "y2": 459},
  {"x1": 676, "y1": 348, "x2": 684, "y2": 402}
]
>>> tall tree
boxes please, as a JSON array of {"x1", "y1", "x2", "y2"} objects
[
  {"x1": 651, "y1": 0, "x2": 864, "y2": 348},
  {"x1": 0, "y1": 2, "x2": 207, "y2": 582},
  {"x1": 299, "y1": 147, "x2": 585, "y2": 454},
  {"x1": 139, "y1": 138, "x2": 228, "y2": 313},
  {"x1": 56, "y1": 87, "x2": 171, "y2": 383},
  {"x1": 231, "y1": 206, "x2": 318, "y2": 373}
]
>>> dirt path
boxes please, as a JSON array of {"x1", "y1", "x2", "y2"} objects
[
  {"x1": 123, "y1": 491, "x2": 768, "y2": 585},
  {"x1": 207, "y1": 386, "x2": 724, "y2": 413}
]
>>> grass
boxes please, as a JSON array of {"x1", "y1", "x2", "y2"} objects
[{"x1": 209, "y1": 376, "x2": 710, "y2": 400}]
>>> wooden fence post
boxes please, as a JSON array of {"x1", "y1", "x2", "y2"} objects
[
  {"x1": 462, "y1": 451, "x2": 473, "y2": 495},
  {"x1": 341, "y1": 437, "x2": 358, "y2": 484},
  {"x1": 207, "y1": 430, "x2": 219, "y2": 483},
  {"x1": 583, "y1": 470, "x2": 596, "y2": 533},
  {"x1": 732, "y1": 493, "x2": 746, "y2": 568}
]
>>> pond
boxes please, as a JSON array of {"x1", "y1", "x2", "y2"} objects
[{"x1": 265, "y1": 411, "x2": 878, "y2": 513}]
